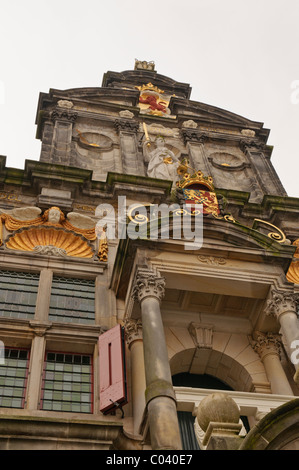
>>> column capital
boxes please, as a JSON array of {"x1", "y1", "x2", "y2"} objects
[
  {"x1": 181, "y1": 128, "x2": 207, "y2": 145},
  {"x1": 252, "y1": 332, "x2": 282, "y2": 360},
  {"x1": 51, "y1": 109, "x2": 78, "y2": 123},
  {"x1": 265, "y1": 289, "x2": 299, "y2": 320},
  {"x1": 124, "y1": 318, "x2": 143, "y2": 346},
  {"x1": 132, "y1": 269, "x2": 165, "y2": 304},
  {"x1": 239, "y1": 138, "x2": 265, "y2": 153},
  {"x1": 114, "y1": 118, "x2": 139, "y2": 134}
]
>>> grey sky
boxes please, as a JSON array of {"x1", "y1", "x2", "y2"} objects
[{"x1": 1, "y1": 0, "x2": 299, "y2": 196}]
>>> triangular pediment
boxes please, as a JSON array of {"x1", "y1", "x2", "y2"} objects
[{"x1": 171, "y1": 97, "x2": 266, "y2": 131}]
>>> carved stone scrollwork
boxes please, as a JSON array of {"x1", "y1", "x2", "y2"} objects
[
  {"x1": 132, "y1": 269, "x2": 166, "y2": 304},
  {"x1": 119, "y1": 110, "x2": 134, "y2": 119},
  {"x1": 33, "y1": 245, "x2": 67, "y2": 257},
  {"x1": 124, "y1": 318, "x2": 143, "y2": 346},
  {"x1": 114, "y1": 119, "x2": 139, "y2": 134},
  {"x1": 197, "y1": 255, "x2": 227, "y2": 266},
  {"x1": 51, "y1": 110, "x2": 78, "y2": 123},
  {"x1": 57, "y1": 100, "x2": 74, "y2": 109},
  {"x1": 182, "y1": 120, "x2": 198, "y2": 129}
]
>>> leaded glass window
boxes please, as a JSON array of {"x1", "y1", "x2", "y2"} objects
[
  {"x1": 0, "y1": 270, "x2": 39, "y2": 319},
  {"x1": 49, "y1": 276, "x2": 95, "y2": 324},
  {"x1": 40, "y1": 352, "x2": 93, "y2": 413},
  {"x1": 0, "y1": 348, "x2": 29, "y2": 408}
]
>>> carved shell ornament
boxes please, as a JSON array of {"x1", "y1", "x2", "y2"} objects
[{"x1": 0, "y1": 206, "x2": 108, "y2": 261}]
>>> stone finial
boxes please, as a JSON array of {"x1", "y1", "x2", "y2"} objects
[
  {"x1": 241, "y1": 129, "x2": 255, "y2": 137},
  {"x1": 197, "y1": 393, "x2": 240, "y2": 432},
  {"x1": 134, "y1": 59, "x2": 155, "y2": 71},
  {"x1": 132, "y1": 269, "x2": 165, "y2": 304},
  {"x1": 182, "y1": 120, "x2": 198, "y2": 129},
  {"x1": 119, "y1": 110, "x2": 134, "y2": 119},
  {"x1": 196, "y1": 393, "x2": 242, "y2": 449}
]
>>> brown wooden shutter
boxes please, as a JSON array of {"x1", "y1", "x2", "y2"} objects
[{"x1": 98, "y1": 324, "x2": 128, "y2": 414}]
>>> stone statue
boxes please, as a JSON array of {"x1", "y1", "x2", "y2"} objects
[{"x1": 143, "y1": 136, "x2": 180, "y2": 183}]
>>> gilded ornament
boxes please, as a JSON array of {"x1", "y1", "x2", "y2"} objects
[
  {"x1": 6, "y1": 227, "x2": 94, "y2": 258},
  {"x1": 286, "y1": 239, "x2": 299, "y2": 284},
  {"x1": 0, "y1": 206, "x2": 108, "y2": 261}
]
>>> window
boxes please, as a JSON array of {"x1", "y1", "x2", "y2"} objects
[
  {"x1": 0, "y1": 348, "x2": 30, "y2": 408},
  {"x1": 49, "y1": 276, "x2": 95, "y2": 324},
  {"x1": 40, "y1": 352, "x2": 93, "y2": 413},
  {"x1": 0, "y1": 270, "x2": 39, "y2": 319},
  {"x1": 177, "y1": 411, "x2": 201, "y2": 450}
]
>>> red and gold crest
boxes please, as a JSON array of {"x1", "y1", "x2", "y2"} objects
[{"x1": 176, "y1": 168, "x2": 220, "y2": 216}]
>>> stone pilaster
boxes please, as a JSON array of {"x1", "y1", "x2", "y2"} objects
[
  {"x1": 180, "y1": 128, "x2": 211, "y2": 176},
  {"x1": 132, "y1": 269, "x2": 182, "y2": 450},
  {"x1": 26, "y1": 328, "x2": 47, "y2": 410},
  {"x1": 49, "y1": 107, "x2": 78, "y2": 165},
  {"x1": 35, "y1": 269, "x2": 53, "y2": 321},
  {"x1": 114, "y1": 119, "x2": 144, "y2": 176},
  {"x1": 124, "y1": 318, "x2": 146, "y2": 435},
  {"x1": 252, "y1": 332, "x2": 293, "y2": 396},
  {"x1": 240, "y1": 139, "x2": 287, "y2": 197}
]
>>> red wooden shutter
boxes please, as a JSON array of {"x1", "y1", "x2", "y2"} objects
[{"x1": 98, "y1": 324, "x2": 128, "y2": 413}]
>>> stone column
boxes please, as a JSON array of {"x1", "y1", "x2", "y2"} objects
[
  {"x1": 132, "y1": 269, "x2": 182, "y2": 450},
  {"x1": 124, "y1": 318, "x2": 146, "y2": 435},
  {"x1": 26, "y1": 329, "x2": 47, "y2": 409},
  {"x1": 114, "y1": 119, "x2": 144, "y2": 176},
  {"x1": 266, "y1": 290, "x2": 299, "y2": 360},
  {"x1": 252, "y1": 332, "x2": 293, "y2": 396}
]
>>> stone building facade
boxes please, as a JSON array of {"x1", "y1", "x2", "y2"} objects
[{"x1": 0, "y1": 60, "x2": 299, "y2": 450}]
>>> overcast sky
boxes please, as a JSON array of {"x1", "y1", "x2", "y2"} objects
[{"x1": 1, "y1": 0, "x2": 299, "y2": 197}]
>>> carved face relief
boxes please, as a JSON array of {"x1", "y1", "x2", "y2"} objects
[{"x1": 48, "y1": 209, "x2": 61, "y2": 224}]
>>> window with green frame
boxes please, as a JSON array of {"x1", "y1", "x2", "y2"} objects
[
  {"x1": 40, "y1": 352, "x2": 93, "y2": 413},
  {"x1": 49, "y1": 276, "x2": 95, "y2": 324},
  {"x1": 0, "y1": 348, "x2": 30, "y2": 408},
  {"x1": 0, "y1": 270, "x2": 39, "y2": 319}
]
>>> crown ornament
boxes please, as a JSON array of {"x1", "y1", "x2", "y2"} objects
[
  {"x1": 135, "y1": 82, "x2": 165, "y2": 94},
  {"x1": 176, "y1": 160, "x2": 215, "y2": 191}
]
